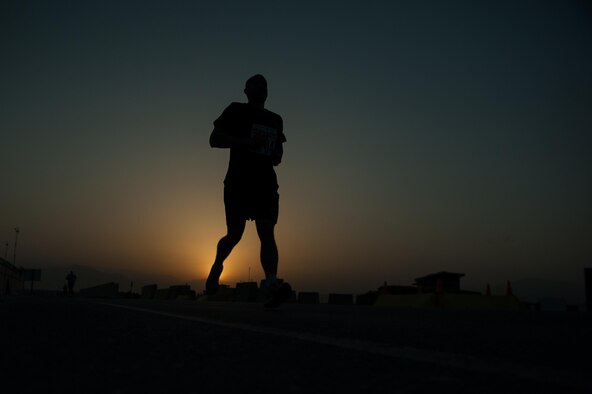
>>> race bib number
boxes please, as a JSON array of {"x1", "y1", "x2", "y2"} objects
[{"x1": 251, "y1": 123, "x2": 277, "y2": 156}]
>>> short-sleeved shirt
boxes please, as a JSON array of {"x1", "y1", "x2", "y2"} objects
[{"x1": 213, "y1": 102, "x2": 286, "y2": 191}]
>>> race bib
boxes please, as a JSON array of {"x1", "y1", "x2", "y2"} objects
[{"x1": 251, "y1": 123, "x2": 277, "y2": 156}]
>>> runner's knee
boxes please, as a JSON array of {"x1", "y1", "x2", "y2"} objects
[
  {"x1": 225, "y1": 232, "x2": 242, "y2": 245},
  {"x1": 225, "y1": 222, "x2": 245, "y2": 245}
]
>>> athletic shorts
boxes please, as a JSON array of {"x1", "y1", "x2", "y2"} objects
[{"x1": 224, "y1": 185, "x2": 279, "y2": 225}]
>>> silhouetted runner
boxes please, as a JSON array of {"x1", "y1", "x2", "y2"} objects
[
  {"x1": 66, "y1": 270, "x2": 77, "y2": 296},
  {"x1": 206, "y1": 74, "x2": 291, "y2": 308}
]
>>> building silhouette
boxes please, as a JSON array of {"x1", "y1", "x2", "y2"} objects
[
  {"x1": 0, "y1": 257, "x2": 24, "y2": 295},
  {"x1": 414, "y1": 271, "x2": 465, "y2": 293}
]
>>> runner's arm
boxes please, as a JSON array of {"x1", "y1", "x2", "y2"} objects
[
  {"x1": 272, "y1": 141, "x2": 283, "y2": 166},
  {"x1": 209, "y1": 127, "x2": 253, "y2": 149}
]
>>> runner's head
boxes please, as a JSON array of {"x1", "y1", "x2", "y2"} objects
[{"x1": 245, "y1": 74, "x2": 267, "y2": 105}]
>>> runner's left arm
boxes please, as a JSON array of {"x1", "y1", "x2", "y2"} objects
[{"x1": 272, "y1": 141, "x2": 283, "y2": 166}]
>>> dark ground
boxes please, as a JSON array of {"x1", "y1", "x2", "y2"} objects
[{"x1": 1, "y1": 295, "x2": 590, "y2": 393}]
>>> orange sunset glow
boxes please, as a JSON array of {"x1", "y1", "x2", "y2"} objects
[{"x1": 1, "y1": 1, "x2": 590, "y2": 302}]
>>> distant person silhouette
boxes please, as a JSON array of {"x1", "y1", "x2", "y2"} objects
[
  {"x1": 66, "y1": 271, "x2": 77, "y2": 296},
  {"x1": 206, "y1": 74, "x2": 291, "y2": 307}
]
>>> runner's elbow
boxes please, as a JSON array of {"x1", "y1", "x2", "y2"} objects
[
  {"x1": 210, "y1": 131, "x2": 222, "y2": 148},
  {"x1": 210, "y1": 128, "x2": 230, "y2": 148}
]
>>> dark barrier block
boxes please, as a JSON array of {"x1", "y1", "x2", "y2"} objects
[
  {"x1": 328, "y1": 293, "x2": 354, "y2": 305},
  {"x1": 298, "y1": 292, "x2": 320, "y2": 304},
  {"x1": 235, "y1": 282, "x2": 258, "y2": 302},
  {"x1": 168, "y1": 285, "x2": 194, "y2": 300},
  {"x1": 142, "y1": 284, "x2": 157, "y2": 299},
  {"x1": 154, "y1": 288, "x2": 170, "y2": 300},
  {"x1": 206, "y1": 285, "x2": 235, "y2": 302}
]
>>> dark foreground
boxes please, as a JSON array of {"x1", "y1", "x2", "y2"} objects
[{"x1": 1, "y1": 296, "x2": 590, "y2": 393}]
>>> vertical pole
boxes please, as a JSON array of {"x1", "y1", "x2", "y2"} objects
[
  {"x1": 585, "y1": 268, "x2": 592, "y2": 312},
  {"x1": 4, "y1": 242, "x2": 8, "y2": 260},
  {"x1": 13, "y1": 227, "x2": 20, "y2": 266}
]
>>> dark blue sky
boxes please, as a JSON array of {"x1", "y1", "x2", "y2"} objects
[{"x1": 1, "y1": 0, "x2": 591, "y2": 297}]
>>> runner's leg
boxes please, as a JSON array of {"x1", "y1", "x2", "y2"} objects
[
  {"x1": 257, "y1": 219, "x2": 292, "y2": 308},
  {"x1": 255, "y1": 219, "x2": 278, "y2": 283},
  {"x1": 206, "y1": 220, "x2": 246, "y2": 293}
]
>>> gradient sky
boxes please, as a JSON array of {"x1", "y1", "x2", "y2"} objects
[{"x1": 2, "y1": 0, "x2": 591, "y2": 296}]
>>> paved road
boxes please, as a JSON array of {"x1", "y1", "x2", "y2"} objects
[{"x1": 1, "y1": 296, "x2": 590, "y2": 393}]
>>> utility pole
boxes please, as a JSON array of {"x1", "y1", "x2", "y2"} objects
[{"x1": 13, "y1": 227, "x2": 19, "y2": 266}]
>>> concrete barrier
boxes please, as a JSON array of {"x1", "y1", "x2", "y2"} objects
[
  {"x1": 206, "y1": 286, "x2": 236, "y2": 302},
  {"x1": 235, "y1": 282, "x2": 258, "y2": 302},
  {"x1": 148, "y1": 285, "x2": 196, "y2": 300},
  {"x1": 141, "y1": 284, "x2": 157, "y2": 299},
  {"x1": 154, "y1": 288, "x2": 170, "y2": 300},
  {"x1": 297, "y1": 292, "x2": 320, "y2": 304},
  {"x1": 328, "y1": 293, "x2": 354, "y2": 305},
  {"x1": 168, "y1": 285, "x2": 195, "y2": 300}
]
